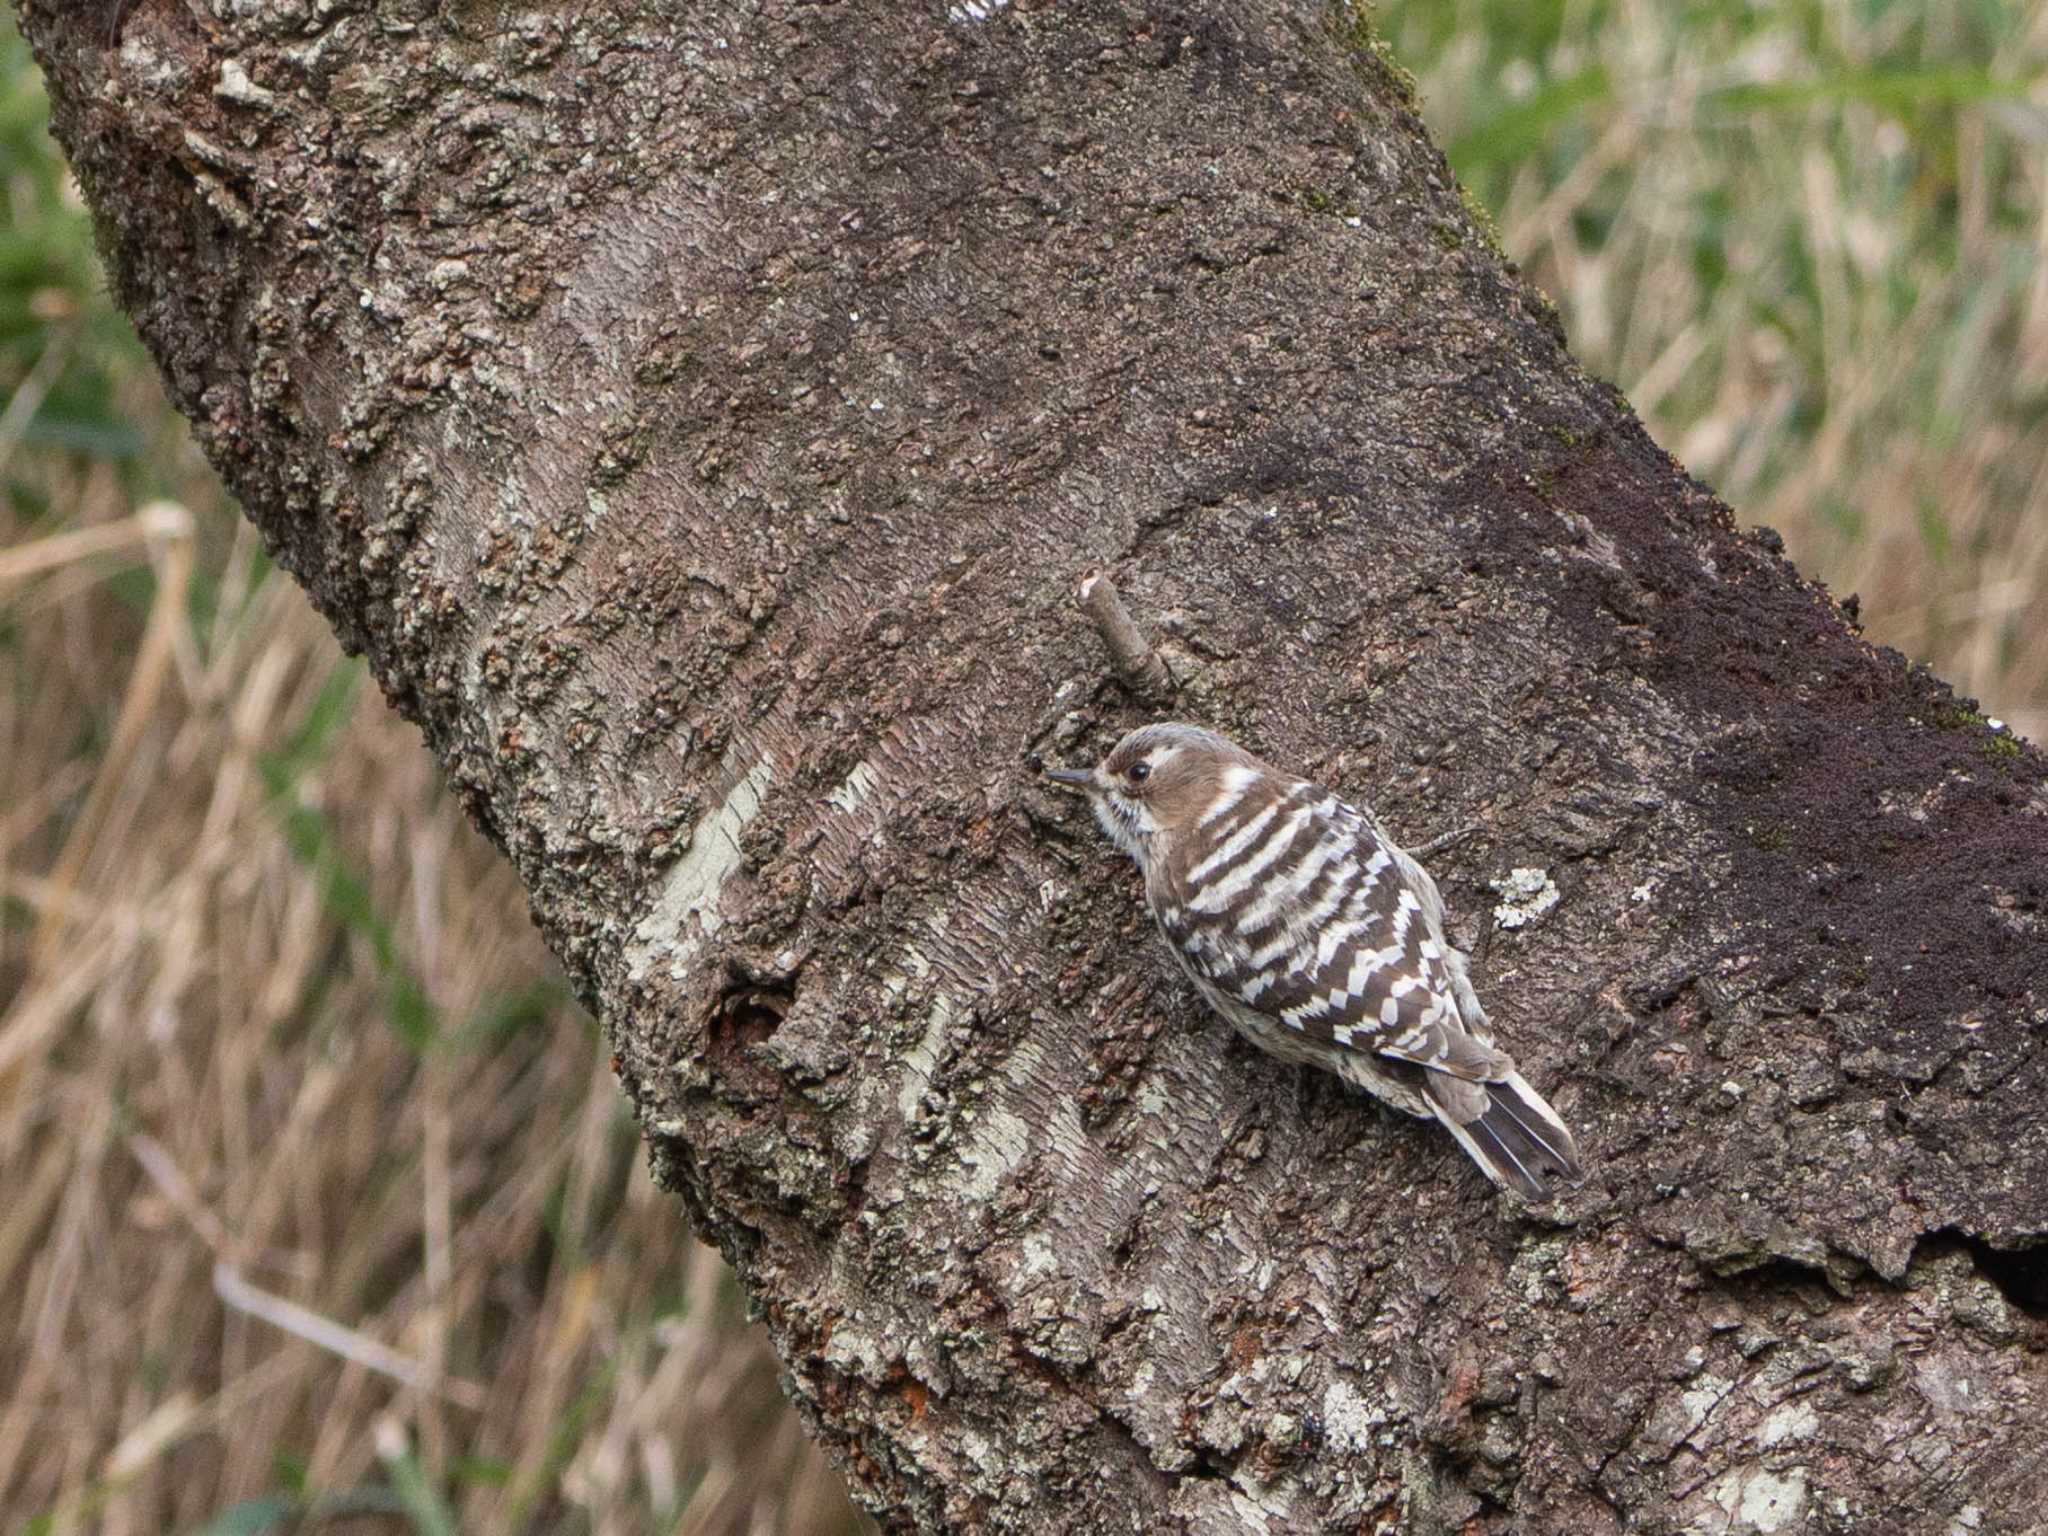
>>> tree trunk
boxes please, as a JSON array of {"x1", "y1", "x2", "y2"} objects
[{"x1": 22, "y1": 2, "x2": 2048, "y2": 1530}]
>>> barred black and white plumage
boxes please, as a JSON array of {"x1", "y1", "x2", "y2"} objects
[{"x1": 1047, "y1": 722, "x2": 1585, "y2": 1200}]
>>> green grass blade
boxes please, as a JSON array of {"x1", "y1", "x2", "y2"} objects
[
  {"x1": 258, "y1": 660, "x2": 439, "y2": 1052},
  {"x1": 381, "y1": 1449, "x2": 459, "y2": 1536},
  {"x1": 1706, "y1": 67, "x2": 2043, "y2": 116},
  {"x1": 195, "y1": 1495, "x2": 298, "y2": 1536},
  {"x1": 1449, "y1": 63, "x2": 1609, "y2": 173}
]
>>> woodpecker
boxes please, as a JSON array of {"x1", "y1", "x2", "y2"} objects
[{"x1": 1046, "y1": 722, "x2": 1584, "y2": 1200}]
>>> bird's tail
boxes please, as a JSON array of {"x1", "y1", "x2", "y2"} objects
[{"x1": 1424, "y1": 1068, "x2": 1585, "y2": 1201}]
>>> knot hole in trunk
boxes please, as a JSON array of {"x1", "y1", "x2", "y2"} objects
[{"x1": 708, "y1": 981, "x2": 791, "y2": 1066}]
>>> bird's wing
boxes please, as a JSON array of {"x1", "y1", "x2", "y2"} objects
[{"x1": 1152, "y1": 783, "x2": 1505, "y2": 1083}]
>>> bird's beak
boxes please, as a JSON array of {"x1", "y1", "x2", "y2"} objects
[{"x1": 1043, "y1": 765, "x2": 1096, "y2": 791}]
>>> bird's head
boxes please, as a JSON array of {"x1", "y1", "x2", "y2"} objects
[{"x1": 1044, "y1": 722, "x2": 1262, "y2": 866}]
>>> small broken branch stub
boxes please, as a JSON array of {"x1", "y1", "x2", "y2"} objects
[{"x1": 1076, "y1": 571, "x2": 1172, "y2": 698}]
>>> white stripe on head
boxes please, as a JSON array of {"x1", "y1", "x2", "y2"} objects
[{"x1": 1199, "y1": 764, "x2": 1264, "y2": 827}]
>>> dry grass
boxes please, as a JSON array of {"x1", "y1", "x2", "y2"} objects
[
  {"x1": 0, "y1": 376, "x2": 864, "y2": 1536},
  {"x1": 7, "y1": 3, "x2": 2048, "y2": 1533}
]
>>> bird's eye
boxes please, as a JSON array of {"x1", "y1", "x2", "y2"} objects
[{"x1": 1127, "y1": 761, "x2": 1151, "y2": 785}]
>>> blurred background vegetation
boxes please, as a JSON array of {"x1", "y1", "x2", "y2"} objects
[{"x1": 3, "y1": 1, "x2": 2043, "y2": 1531}]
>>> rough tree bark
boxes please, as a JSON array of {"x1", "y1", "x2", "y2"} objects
[{"x1": 22, "y1": 1, "x2": 2048, "y2": 1531}]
